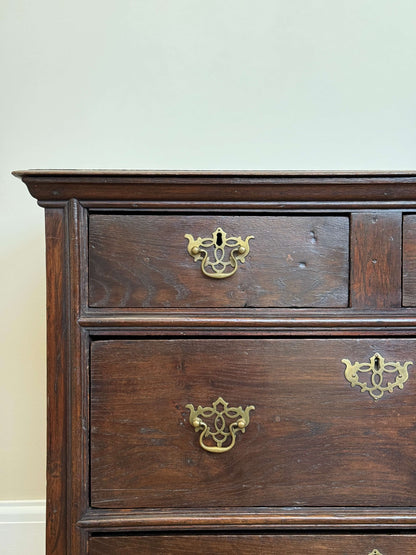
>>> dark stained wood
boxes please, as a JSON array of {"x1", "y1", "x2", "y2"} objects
[
  {"x1": 16, "y1": 171, "x2": 416, "y2": 553},
  {"x1": 89, "y1": 215, "x2": 349, "y2": 308},
  {"x1": 79, "y1": 310, "x2": 416, "y2": 333},
  {"x1": 403, "y1": 215, "x2": 416, "y2": 306},
  {"x1": 13, "y1": 169, "x2": 416, "y2": 176},
  {"x1": 13, "y1": 169, "x2": 416, "y2": 203},
  {"x1": 90, "y1": 338, "x2": 416, "y2": 509},
  {"x1": 88, "y1": 534, "x2": 416, "y2": 554},
  {"x1": 78, "y1": 506, "x2": 416, "y2": 530},
  {"x1": 44, "y1": 209, "x2": 68, "y2": 554},
  {"x1": 350, "y1": 212, "x2": 402, "y2": 308},
  {"x1": 66, "y1": 200, "x2": 89, "y2": 554}
]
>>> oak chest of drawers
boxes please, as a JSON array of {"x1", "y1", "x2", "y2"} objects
[{"x1": 16, "y1": 170, "x2": 416, "y2": 554}]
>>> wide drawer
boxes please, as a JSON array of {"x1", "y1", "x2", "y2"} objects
[
  {"x1": 88, "y1": 215, "x2": 349, "y2": 308},
  {"x1": 88, "y1": 534, "x2": 416, "y2": 554},
  {"x1": 90, "y1": 338, "x2": 416, "y2": 509}
]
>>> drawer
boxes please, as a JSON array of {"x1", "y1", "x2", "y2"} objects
[
  {"x1": 89, "y1": 215, "x2": 349, "y2": 308},
  {"x1": 88, "y1": 534, "x2": 416, "y2": 554},
  {"x1": 90, "y1": 338, "x2": 416, "y2": 509}
]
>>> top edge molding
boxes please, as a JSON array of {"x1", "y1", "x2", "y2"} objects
[
  {"x1": 13, "y1": 169, "x2": 416, "y2": 203},
  {"x1": 12, "y1": 169, "x2": 416, "y2": 178}
]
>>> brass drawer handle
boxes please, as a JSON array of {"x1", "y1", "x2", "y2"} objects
[
  {"x1": 185, "y1": 227, "x2": 254, "y2": 279},
  {"x1": 343, "y1": 353, "x2": 412, "y2": 400},
  {"x1": 186, "y1": 397, "x2": 255, "y2": 453}
]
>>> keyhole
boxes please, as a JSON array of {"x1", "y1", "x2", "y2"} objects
[
  {"x1": 374, "y1": 355, "x2": 380, "y2": 370},
  {"x1": 216, "y1": 231, "x2": 223, "y2": 246}
]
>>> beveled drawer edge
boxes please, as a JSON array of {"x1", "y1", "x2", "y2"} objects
[
  {"x1": 78, "y1": 312, "x2": 416, "y2": 328},
  {"x1": 77, "y1": 507, "x2": 416, "y2": 531}
]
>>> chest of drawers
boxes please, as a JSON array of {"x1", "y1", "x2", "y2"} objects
[{"x1": 15, "y1": 170, "x2": 416, "y2": 554}]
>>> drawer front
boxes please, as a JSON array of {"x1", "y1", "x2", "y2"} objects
[
  {"x1": 90, "y1": 338, "x2": 416, "y2": 509},
  {"x1": 88, "y1": 534, "x2": 416, "y2": 554},
  {"x1": 89, "y1": 215, "x2": 349, "y2": 308}
]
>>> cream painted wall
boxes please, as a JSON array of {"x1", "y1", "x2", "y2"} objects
[{"x1": 1, "y1": 0, "x2": 416, "y2": 500}]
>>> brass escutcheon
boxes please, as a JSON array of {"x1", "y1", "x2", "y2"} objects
[
  {"x1": 185, "y1": 227, "x2": 254, "y2": 279},
  {"x1": 186, "y1": 397, "x2": 255, "y2": 453},
  {"x1": 368, "y1": 550, "x2": 383, "y2": 555},
  {"x1": 343, "y1": 353, "x2": 412, "y2": 400}
]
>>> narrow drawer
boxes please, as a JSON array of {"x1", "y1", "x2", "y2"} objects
[
  {"x1": 88, "y1": 534, "x2": 416, "y2": 554},
  {"x1": 90, "y1": 338, "x2": 416, "y2": 509},
  {"x1": 88, "y1": 215, "x2": 349, "y2": 308}
]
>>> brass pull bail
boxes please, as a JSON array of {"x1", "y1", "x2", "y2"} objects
[
  {"x1": 186, "y1": 397, "x2": 255, "y2": 453},
  {"x1": 185, "y1": 227, "x2": 254, "y2": 279}
]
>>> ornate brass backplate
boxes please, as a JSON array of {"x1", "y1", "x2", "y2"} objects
[
  {"x1": 368, "y1": 550, "x2": 383, "y2": 555},
  {"x1": 185, "y1": 227, "x2": 254, "y2": 279},
  {"x1": 343, "y1": 353, "x2": 412, "y2": 400},
  {"x1": 186, "y1": 397, "x2": 255, "y2": 453}
]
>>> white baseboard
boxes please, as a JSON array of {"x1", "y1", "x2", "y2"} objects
[{"x1": 0, "y1": 500, "x2": 45, "y2": 555}]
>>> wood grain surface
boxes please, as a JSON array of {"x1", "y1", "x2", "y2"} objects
[
  {"x1": 88, "y1": 533, "x2": 416, "y2": 554},
  {"x1": 89, "y1": 215, "x2": 349, "y2": 308},
  {"x1": 350, "y1": 212, "x2": 402, "y2": 308},
  {"x1": 44, "y1": 208, "x2": 68, "y2": 554},
  {"x1": 90, "y1": 338, "x2": 416, "y2": 509}
]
